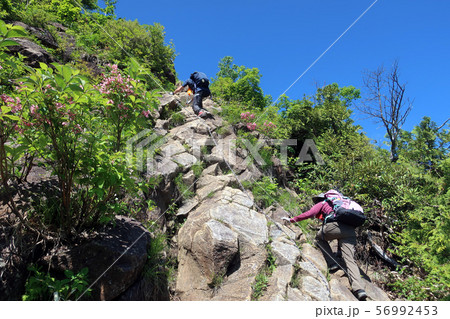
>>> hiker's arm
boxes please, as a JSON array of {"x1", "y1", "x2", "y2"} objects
[
  {"x1": 290, "y1": 202, "x2": 323, "y2": 223},
  {"x1": 173, "y1": 85, "x2": 184, "y2": 94}
]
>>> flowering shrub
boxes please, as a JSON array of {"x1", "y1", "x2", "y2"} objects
[
  {"x1": 259, "y1": 121, "x2": 277, "y2": 136},
  {"x1": 240, "y1": 112, "x2": 257, "y2": 131},
  {"x1": 0, "y1": 20, "x2": 31, "y2": 190},
  {"x1": 240, "y1": 111, "x2": 255, "y2": 121},
  {"x1": 240, "y1": 111, "x2": 277, "y2": 136},
  {"x1": 9, "y1": 62, "x2": 160, "y2": 234},
  {"x1": 95, "y1": 63, "x2": 159, "y2": 151}
]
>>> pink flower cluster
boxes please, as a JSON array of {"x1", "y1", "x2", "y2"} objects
[
  {"x1": 240, "y1": 112, "x2": 255, "y2": 121},
  {"x1": 239, "y1": 111, "x2": 276, "y2": 135},
  {"x1": 27, "y1": 101, "x2": 81, "y2": 134},
  {"x1": 96, "y1": 64, "x2": 135, "y2": 98},
  {"x1": 43, "y1": 84, "x2": 54, "y2": 93},
  {"x1": 246, "y1": 122, "x2": 257, "y2": 131},
  {"x1": 259, "y1": 121, "x2": 277, "y2": 136},
  {"x1": 263, "y1": 121, "x2": 276, "y2": 128},
  {"x1": 1, "y1": 94, "x2": 22, "y2": 114},
  {"x1": 241, "y1": 112, "x2": 257, "y2": 131},
  {"x1": 142, "y1": 110, "x2": 151, "y2": 118}
]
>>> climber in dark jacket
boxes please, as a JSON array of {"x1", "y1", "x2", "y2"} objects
[
  {"x1": 282, "y1": 191, "x2": 368, "y2": 301},
  {"x1": 174, "y1": 71, "x2": 211, "y2": 117}
]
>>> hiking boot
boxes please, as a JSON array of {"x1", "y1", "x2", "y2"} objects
[
  {"x1": 353, "y1": 289, "x2": 367, "y2": 301},
  {"x1": 329, "y1": 264, "x2": 340, "y2": 273},
  {"x1": 197, "y1": 109, "x2": 210, "y2": 118}
]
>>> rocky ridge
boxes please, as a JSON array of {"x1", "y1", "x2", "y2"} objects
[
  {"x1": 0, "y1": 91, "x2": 391, "y2": 301},
  {"x1": 144, "y1": 93, "x2": 390, "y2": 301}
]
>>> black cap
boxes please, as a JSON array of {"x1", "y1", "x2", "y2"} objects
[{"x1": 312, "y1": 193, "x2": 326, "y2": 204}]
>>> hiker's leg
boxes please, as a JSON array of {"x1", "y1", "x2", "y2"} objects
[
  {"x1": 315, "y1": 223, "x2": 341, "y2": 267},
  {"x1": 192, "y1": 93, "x2": 203, "y2": 114},
  {"x1": 338, "y1": 225, "x2": 365, "y2": 292}
]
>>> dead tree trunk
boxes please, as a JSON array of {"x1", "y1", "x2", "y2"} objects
[{"x1": 358, "y1": 61, "x2": 413, "y2": 162}]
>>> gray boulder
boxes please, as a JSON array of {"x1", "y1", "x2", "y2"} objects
[
  {"x1": 43, "y1": 216, "x2": 151, "y2": 300},
  {"x1": 176, "y1": 187, "x2": 269, "y2": 300},
  {"x1": 7, "y1": 38, "x2": 54, "y2": 67},
  {"x1": 12, "y1": 21, "x2": 58, "y2": 49}
]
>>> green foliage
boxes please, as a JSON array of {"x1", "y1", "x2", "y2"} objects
[
  {"x1": 211, "y1": 56, "x2": 268, "y2": 110},
  {"x1": 388, "y1": 192, "x2": 450, "y2": 300},
  {"x1": 279, "y1": 83, "x2": 360, "y2": 143},
  {"x1": 208, "y1": 272, "x2": 225, "y2": 289},
  {"x1": 3, "y1": 1, "x2": 176, "y2": 87},
  {"x1": 174, "y1": 173, "x2": 195, "y2": 200},
  {"x1": 251, "y1": 242, "x2": 277, "y2": 300},
  {"x1": 2, "y1": 58, "x2": 161, "y2": 235},
  {"x1": 4, "y1": 1, "x2": 98, "y2": 27},
  {"x1": 144, "y1": 232, "x2": 167, "y2": 280},
  {"x1": 271, "y1": 82, "x2": 448, "y2": 301},
  {"x1": 244, "y1": 176, "x2": 278, "y2": 208},
  {"x1": 0, "y1": 21, "x2": 31, "y2": 189},
  {"x1": 169, "y1": 112, "x2": 185, "y2": 128},
  {"x1": 399, "y1": 116, "x2": 449, "y2": 176},
  {"x1": 22, "y1": 265, "x2": 91, "y2": 301},
  {"x1": 251, "y1": 271, "x2": 269, "y2": 301},
  {"x1": 191, "y1": 161, "x2": 204, "y2": 178},
  {"x1": 76, "y1": 18, "x2": 176, "y2": 87},
  {"x1": 0, "y1": 0, "x2": 13, "y2": 19},
  {"x1": 95, "y1": 62, "x2": 159, "y2": 151}
]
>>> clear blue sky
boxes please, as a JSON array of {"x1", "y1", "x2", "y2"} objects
[{"x1": 111, "y1": 0, "x2": 449, "y2": 146}]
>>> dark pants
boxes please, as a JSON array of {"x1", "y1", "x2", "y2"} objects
[
  {"x1": 192, "y1": 89, "x2": 210, "y2": 114},
  {"x1": 316, "y1": 222, "x2": 364, "y2": 292}
]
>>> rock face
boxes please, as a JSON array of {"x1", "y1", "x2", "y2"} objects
[
  {"x1": 0, "y1": 92, "x2": 393, "y2": 301},
  {"x1": 176, "y1": 187, "x2": 268, "y2": 300},
  {"x1": 148, "y1": 94, "x2": 391, "y2": 301},
  {"x1": 12, "y1": 21, "x2": 59, "y2": 49},
  {"x1": 7, "y1": 38, "x2": 54, "y2": 67},
  {"x1": 43, "y1": 216, "x2": 152, "y2": 300}
]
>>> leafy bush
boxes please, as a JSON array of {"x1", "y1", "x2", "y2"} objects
[
  {"x1": 174, "y1": 173, "x2": 195, "y2": 200},
  {"x1": 22, "y1": 265, "x2": 91, "y2": 301},
  {"x1": 211, "y1": 56, "x2": 269, "y2": 110},
  {"x1": 0, "y1": 21, "x2": 33, "y2": 198},
  {"x1": 95, "y1": 62, "x2": 159, "y2": 151},
  {"x1": 2, "y1": 60, "x2": 160, "y2": 235},
  {"x1": 251, "y1": 242, "x2": 276, "y2": 300},
  {"x1": 191, "y1": 161, "x2": 204, "y2": 178},
  {"x1": 244, "y1": 176, "x2": 279, "y2": 209},
  {"x1": 80, "y1": 18, "x2": 176, "y2": 88}
]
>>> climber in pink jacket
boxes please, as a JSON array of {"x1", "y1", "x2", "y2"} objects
[{"x1": 283, "y1": 191, "x2": 368, "y2": 301}]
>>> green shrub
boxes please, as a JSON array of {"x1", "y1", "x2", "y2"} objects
[
  {"x1": 247, "y1": 176, "x2": 279, "y2": 208},
  {"x1": 22, "y1": 265, "x2": 91, "y2": 301},
  {"x1": 174, "y1": 173, "x2": 195, "y2": 200},
  {"x1": 191, "y1": 161, "x2": 204, "y2": 178},
  {"x1": 211, "y1": 56, "x2": 268, "y2": 110},
  {"x1": 170, "y1": 112, "x2": 185, "y2": 128},
  {"x1": 251, "y1": 242, "x2": 277, "y2": 300}
]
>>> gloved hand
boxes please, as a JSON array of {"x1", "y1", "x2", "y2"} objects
[{"x1": 281, "y1": 217, "x2": 291, "y2": 222}]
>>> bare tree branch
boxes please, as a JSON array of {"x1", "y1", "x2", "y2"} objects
[
  {"x1": 356, "y1": 60, "x2": 413, "y2": 162},
  {"x1": 437, "y1": 118, "x2": 450, "y2": 131}
]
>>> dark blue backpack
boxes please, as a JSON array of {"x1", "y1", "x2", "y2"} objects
[{"x1": 190, "y1": 71, "x2": 209, "y2": 88}]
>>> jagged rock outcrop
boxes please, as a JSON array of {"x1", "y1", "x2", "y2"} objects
[
  {"x1": 176, "y1": 186, "x2": 268, "y2": 300},
  {"x1": 42, "y1": 216, "x2": 152, "y2": 300},
  {"x1": 5, "y1": 21, "x2": 74, "y2": 67},
  {"x1": 0, "y1": 92, "x2": 393, "y2": 301},
  {"x1": 7, "y1": 37, "x2": 54, "y2": 68},
  {"x1": 12, "y1": 21, "x2": 59, "y2": 49},
  {"x1": 145, "y1": 93, "x2": 391, "y2": 301}
]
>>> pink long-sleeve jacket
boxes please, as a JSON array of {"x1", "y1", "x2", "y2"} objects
[{"x1": 290, "y1": 201, "x2": 334, "y2": 223}]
